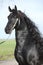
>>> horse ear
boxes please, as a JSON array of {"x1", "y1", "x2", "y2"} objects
[
  {"x1": 8, "y1": 6, "x2": 12, "y2": 12},
  {"x1": 15, "y1": 5, "x2": 17, "y2": 12}
]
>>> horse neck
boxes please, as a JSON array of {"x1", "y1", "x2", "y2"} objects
[{"x1": 15, "y1": 19, "x2": 31, "y2": 48}]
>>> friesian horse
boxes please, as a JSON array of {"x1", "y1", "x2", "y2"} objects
[{"x1": 5, "y1": 5, "x2": 43, "y2": 65}]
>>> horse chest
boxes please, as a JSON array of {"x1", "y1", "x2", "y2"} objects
[{"x1": 15, "y1": 27, "x2": 28, "y2": 63}]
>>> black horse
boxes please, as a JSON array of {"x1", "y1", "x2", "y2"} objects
[{"x1": 5, "y1": 5, "x2": 43, "y2": 65}]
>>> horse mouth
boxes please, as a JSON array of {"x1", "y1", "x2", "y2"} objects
[
  {"x1": 5, "y1": 25, "x2": 15, "y2": 34},
  {"x1": 5, "y1": 28, "x2": 12, "y2": 34},
  {"x1": 5, "y1": 22, "x2": 16, "y2": 34},
  {"x1": 5, "y1": 24, "x2": 15, "y2": 34}
]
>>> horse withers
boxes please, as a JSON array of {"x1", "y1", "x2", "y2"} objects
[{"x1": 5, "y1": 5, "x2": 43, "y2": 65}]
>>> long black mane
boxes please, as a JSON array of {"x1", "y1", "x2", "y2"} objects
[{"x1": 18, "y1": 10, "x2": 41, "y2": 43}]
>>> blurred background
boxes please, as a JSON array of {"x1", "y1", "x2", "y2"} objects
[{"x1": 0, "y1": 0, "x2": 43, "y2": 60}]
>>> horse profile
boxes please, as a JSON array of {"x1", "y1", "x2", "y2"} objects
[{"x1": 5, "y1": 5, "x2": 43, "y2": 65}]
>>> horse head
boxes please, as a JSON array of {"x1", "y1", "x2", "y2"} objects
[{"x1": 5, "y1": 5, "x2": 20, "y2": 34}]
